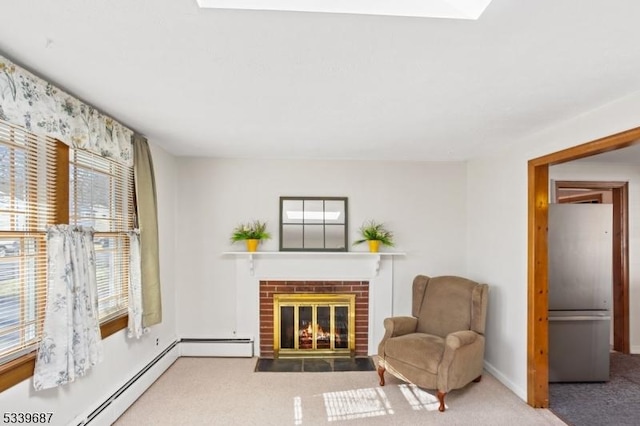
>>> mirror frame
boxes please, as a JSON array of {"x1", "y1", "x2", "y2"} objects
[{"x1": 279, "y1": 196, "x2": 348, "y2": 252}]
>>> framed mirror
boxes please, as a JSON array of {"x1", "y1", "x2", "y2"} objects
[{"x1": 279, "y1": 197, "x2": 348, "y2": 251}]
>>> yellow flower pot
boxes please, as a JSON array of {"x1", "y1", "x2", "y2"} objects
[
  {"x1": 368, "y1": 240, "x2": 380, "y2": 253},
  {"x1": 246, "y1": 239, "x2": 260, "y2": 252}
]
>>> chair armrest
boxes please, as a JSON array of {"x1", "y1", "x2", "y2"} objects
[
  {"x1": 444, "y1": 330, "x2": 478, "y2": 350},
  {"x1": 383, "y1": 316, "x2": 418, "y2": 338},
  {"x1": 438, "y1": 330, "x2": 485, "y2": 392},
  {"x1": 378, "y1": 316, "x2": 419, "y2": 360}
]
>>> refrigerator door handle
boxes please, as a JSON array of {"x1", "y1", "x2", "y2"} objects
[{"x1": 549, "y1": 316, "x2": 611, "y2": 322}]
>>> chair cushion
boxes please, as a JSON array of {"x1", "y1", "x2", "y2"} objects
[
  {"x1": 416, "y1": 276, "x2": 474, "y2": 337},
  {"x1": 384, "y1": 333, "x2": 445, "y2": 375}
]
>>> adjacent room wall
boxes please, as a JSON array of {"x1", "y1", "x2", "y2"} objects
[
  {"x1": 0, "y1": 142, "x2": 179, "y2": 425},
  {"x1": 550, "y1": 161, "x2": 640, "y2": 353},
  {"x1": 466, "y1": 91, "x2": 640, "y2": 401},
  {"x1": 175, "y1": 158, "x2": 468, "y2": 339}
]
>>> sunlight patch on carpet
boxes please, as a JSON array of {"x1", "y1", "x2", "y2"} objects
[
  {"x1": 398, "y1": 384, "x2": 443, "y2": 411},
  {"x1": 293, "y1": 384, "x2": 446, "y2": 423},
  {"x1": 294, "y1": 396, "x2": 303, "y2": 425},
  {"x1": 321, "y1": 387, "x2": 393, "y2": 421}
]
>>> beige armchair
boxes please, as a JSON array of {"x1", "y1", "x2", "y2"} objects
[{"x1": 377, "y1": 275, "x2": 489, "y2": 412}]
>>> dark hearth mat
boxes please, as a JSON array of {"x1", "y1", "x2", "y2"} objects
[{"x1": 255, "y1": 357, "x2": 376, "y2": 373}]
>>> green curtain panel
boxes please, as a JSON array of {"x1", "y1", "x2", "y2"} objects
[{"x1": 133, "y1": 134, "x2": 162, "y2": 327}]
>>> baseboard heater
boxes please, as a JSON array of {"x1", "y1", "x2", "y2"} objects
[
  {"x1": 78, "y1": 340, "x2": 180, "y2": 425},
  {"x1": 180, "y1": 338, "x2": 254, "y2": 357},
  {"x1": 76, "y1": 338, "x2": 253, "y2": 425}
]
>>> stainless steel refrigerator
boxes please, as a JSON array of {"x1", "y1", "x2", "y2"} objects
[{"x1": 548, "y1": 203, "x2": 612, "y2": 382}]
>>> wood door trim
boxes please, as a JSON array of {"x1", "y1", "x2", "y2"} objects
[
  {"x1": 527, "y1": 128, "x2": 640, "y2": 408},
  {"x1": 557, "y1": 192, "x2": 603, "y2": 204},
  {"x1": 554, "y1": 180, "x2": 627, "y2": 190},
  {"x1": 527, "y1": 163, "x2": 549, "y2": 407},
  {"x1": 613, "y1": 185, "x2": 630, "y2": 353},
  {"x1": 530, "y1": 127, "x2": 640, "y2": 167}
]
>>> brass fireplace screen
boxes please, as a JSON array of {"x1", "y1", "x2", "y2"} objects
[{"x1": 273, "y1": 294, "x2": 356, "y2": 357}]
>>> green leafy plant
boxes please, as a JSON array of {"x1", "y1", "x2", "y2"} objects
[
  {"x1": 353, "y1": 220, "x2": 394, "y2": 247},
  {"x1": 230, "y1": 220, "x2": 272, "y2": 242}
]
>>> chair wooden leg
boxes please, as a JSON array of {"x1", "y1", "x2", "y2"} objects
[
  {"x1": 437, "y1": 391, "x2": 446, "y2": 412},
  {"x1": 473, "y1": 375, "x2": 482, "y2": 383},
  {"x1": 377, "y1": 366, "x2": 386, "y2": 386}
]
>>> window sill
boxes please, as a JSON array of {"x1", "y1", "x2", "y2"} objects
[{"x1": 0, "y1": 315, "x2": 128, "y2": 393}]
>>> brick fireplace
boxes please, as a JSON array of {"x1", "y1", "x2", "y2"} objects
[
  {"x1": 259, "y1": 280, "x2": 369, "y2": 358},
  {"x1": 227, "y1": 251, "x2": 401, "y2": 357}
]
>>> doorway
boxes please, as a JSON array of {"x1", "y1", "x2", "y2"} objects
[
  {"x1": 527, "y1": 127, "x2": 640, "y2": 408},
  {"x1": 553, "y1": 180, "x2": 629, "y2": 354}
]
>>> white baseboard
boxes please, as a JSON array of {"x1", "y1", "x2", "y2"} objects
[
  {"x1": 484, "y1": 360, "x2": 527, "y2": 402},
  {"x1": 77, "y1": 338, "x2": 254, "y2": 425},
  {"x1": 179, "y1": 338, "x2": 254, "y2": 357},
  {"x1": 630, "y1": 345, "x2": 640, "y2": 354},
  {"x1": 77, "y1": 341, "x2": 180, "y2": 426}
]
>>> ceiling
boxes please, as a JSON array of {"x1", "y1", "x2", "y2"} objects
[{"x1": 2, "y1": 1, "x2": 640, "y2": 161}]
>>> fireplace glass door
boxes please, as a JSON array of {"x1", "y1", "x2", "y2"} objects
[{"x1": 274, "y1": 294, "x2": 355, "y2": 357}]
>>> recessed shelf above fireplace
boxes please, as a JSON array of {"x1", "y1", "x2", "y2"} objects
[{"x1": 223, "y1": 251, "x2": 405, "y2": 276}]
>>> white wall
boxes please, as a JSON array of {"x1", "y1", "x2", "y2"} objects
[
  {"x1": 0, "y1": 142, "x2": 178, "y2": 426},
  {"x1": 466, "y1": 154, "x2": 529, "y2": 397},
  {"x1": 175, "y1": 158, "x2": 467, "y2": 338},
  {"x1": 550, "y1": 161, "x2": 640, "y2": 353},
  {"x1": 466, "y1": 91, "x2": 640, "y2": 401}
]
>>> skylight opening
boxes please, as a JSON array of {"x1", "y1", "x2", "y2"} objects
[{"x1": 196, "y1": 0, "x2": 493, "y2": 19}]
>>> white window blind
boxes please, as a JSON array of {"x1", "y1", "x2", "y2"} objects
[
  {"x1": 69, "y1": 149, "x2": 135, "y2": 322},
  {"x1": 0, "y1": 121, "x2": 56, "y2": 363}
]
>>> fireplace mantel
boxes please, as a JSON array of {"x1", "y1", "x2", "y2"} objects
[
  {"x1": 223, "y1": 251, "x2": 405, "y2": 276},
  {"x1": 224, "y1": 251, "x2": 404, "y2": 356}
]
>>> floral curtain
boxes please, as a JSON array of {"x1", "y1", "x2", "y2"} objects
[
  {"x1": 0, "y1": 55, "x2": 133, "y2": 166},
  {"x1": 33, "y1": 225, "x2": 103, "y2": 391},
  {"x1": 127, "y1": 229, "x2": 145, "y2": 339}
]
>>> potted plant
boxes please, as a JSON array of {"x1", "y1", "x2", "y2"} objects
[
  {"x1": 230, "y1": 220, "x2": 272, "y2": 252},
  {"x1": 353, "y1": 220, "x2": 394, "y2": 252}
]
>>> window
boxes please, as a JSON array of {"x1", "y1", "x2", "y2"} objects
[
  {"x1": 69, "y1": 149, "x2": 135, "y2": 321},
  {"x1": 0, "y1": 121, "x2": 56, "y2": 364},
  {"x1": 0, "y1": 119, "x2": 134, "y2": 388}
]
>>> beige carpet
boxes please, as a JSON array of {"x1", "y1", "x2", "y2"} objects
[{"x1": 115, "y1": 357, "x2": 565, "y2": 426}]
